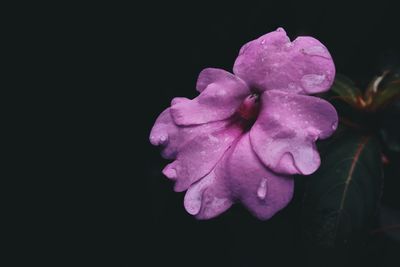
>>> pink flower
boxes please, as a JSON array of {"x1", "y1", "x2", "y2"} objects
[{"x1": 150, "y1": 28, "x2": 338, "y2": 220}]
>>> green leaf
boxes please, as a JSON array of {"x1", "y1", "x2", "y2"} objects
[
  {"x1": 376, "y1": 205, "x2": 400, "y2": 243},
  {"x1": 370, "y1": 80, "x2": 400, "y2": 110},
  {"x1": 379, "y1": 68, "x2": 400, "y2": 89},
  {"x1": 301, "y1": 131, "x2": 383, "y2": 266},
  {"x1": 364, "y1": 71, "x2": 389, "y2": 104},
  {"x1": 380, "y1": 109, "x2": 400, "y2": 152},
  {"x1": 380, "y1": 128, "x2": 400, "y2": 152},
  {"x1": 330, "y1": 74, "x2": 363, "y2": 106}
]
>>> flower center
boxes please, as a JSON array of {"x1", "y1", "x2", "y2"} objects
[{"x1": 236, "y1": 93, "x2": 260, "y2": 129}]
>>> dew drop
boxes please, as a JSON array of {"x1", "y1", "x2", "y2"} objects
[
  {"x1": 276, "y1": 27, "x2": 285, "y2": 32},
  {"x1": 159, "y1": 135, "x2": 168, "y2": 144},
  {"x1": 257, "y1": 178, "x2": 268, "y2": 200},
  {"x1": 208, "y1": 134, "x2": 219, "y2": 143},
  {"x1": 331, "y1": 121, "x2": 338, "y2": 130},
  {"x1": 151, "y1": 134, "x2": 168, "y2": 145},
  {"x1": 288, "y1": 83, "x2": 297, "y2": 91}
]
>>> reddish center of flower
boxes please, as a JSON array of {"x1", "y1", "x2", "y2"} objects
[{"x1": 237, "y1": 94, "x2": 260, "y2": 129}]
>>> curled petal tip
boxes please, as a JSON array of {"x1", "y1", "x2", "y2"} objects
[
  {"x1": 276, "y1": 27, "x2": 286, "y2": 33},
  {"x1": 150, "y1": 134, "x2": 168, "y2": 146},
  {"x1": 171, "y1": 97, "x2": 189, "y2": 106},
  {"x1": 162, "y1": 165, "x2": 177, "y2": 179}
]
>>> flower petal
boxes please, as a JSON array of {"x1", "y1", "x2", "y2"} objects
[
  {"x1": 184, "y1": 167, "x2": 233, "y2": 220},
  {"x1": 149, "y1": 108, "x2": 180, "y2": 159},
  {"x1": 250, "y1": 90, "x2": 338, "y2": 175},
  {"x1": 149, "y1": 102, "x2": 234, "y2": 159},
  {"x1": 233, "y1": 27, "x2": 335, "y2": 94},
  {"x1": 149, "y1": 104, "x2": 193, "y2": 159},
  {"x1": 196, "y1": 68, "x2": 240, "y2": 93},
  {"x1": 170, "y1": 72, "x2": 250, "y2": 125},
  {"x1": 163, "y1": 121, "x2": 243, "y2": 192},
  {"x1": 226, "y1": 133, "x2": 294, "y2": 220}
]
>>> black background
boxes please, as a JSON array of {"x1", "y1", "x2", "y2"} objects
[{"x1": 70, "y1": 1, "x2": 400, "y2": 266}]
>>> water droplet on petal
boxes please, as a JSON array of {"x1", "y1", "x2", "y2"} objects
[
  {"x1": 301, "y1": 74, "x2": 326, "y2": 92},
  {"x1": 257, "y1": 178, "x2": 268, "y2": 200},
  {"x1": 150, "y1": 134, "x2": 168, "y2": 145},
  {"x1": 159, "y1": 135, "x2": 168, "y2": 144},
  {"x1": 276, "y1": 27, "x2": 285, "y2": 32},
  {"x1": 208, "y1": 134, "x2": 219, "y2": 143},
  {"x1": 260, "y1": 39, "x2": 265, "y2": 45},
  {"x1": 307, "y1": 127, "x2": 320, "y2": 141},
  {"x1": 288, "y1": 83, "x2": 297, "y2": 90},
  {"x1": 331, "y1": 121, "x2": 338, "y2": 130}
]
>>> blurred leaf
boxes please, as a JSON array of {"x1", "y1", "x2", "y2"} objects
[
  {"x1": 330, "y1": 74, "x2": 363, "y2": 107},
  {"x1": 364, "y1": 71, "x2": 389, "y2": 105},
  {"x1": 376, "y1": 205, "x2": 400, "y2": 243},
  {"x1": 370, "y1": 80, "x2": 400, "y2": 110},
  {"x1": 380, "y1": 128, "x2": 400, "y2": 152},
  {"x1": 302, "y1": 132, "x2": 383, "y2": 266},
  {"x1": 379, "y1": 104, "x2": 400, "y2": 152},
  {"x1": 378, "y1": 68, "x2": 400, "y2": 90}
]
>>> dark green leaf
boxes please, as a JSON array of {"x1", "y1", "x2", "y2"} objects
[
  {"x1": 380, "y1": 128, "x2": 400, "y2": 152},
  {"x1": 378, "y1": 68, "x2": 400, "y2": 90},
  {"x1": 380, "y1": 105, "x2": 400, "y2": 152},
  {"x1": 301, "y1": 131, "x2": 383, "y2": 266},
  {"x1": 331, "y1": 74, "x2": 362, "y2": 106},
  {"x1": 377, "y1": 205, "x2": 400, "y2": 243},
  {"x1": 371, "y1": 81, "x2": 400, "y2": 110},
  {"x1": 364, "y1": 71, "x2": 389, "y2": 104}
]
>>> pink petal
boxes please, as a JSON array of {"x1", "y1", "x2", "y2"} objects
[
  {"x1": 233, "y1": 27, "x2": 335, "y2": 94},
  {"x1": 226, "y1": 133, "x2": 294, "y2": 220},
  {"x1": 170, "y1": 71, "x2": 250, "y2": 125},
  {"x1": 184, "y1": 166, "x2": 233, "y2": 220},
  {"x1": 162, "y1": 121, "x2": 243, "y2": 192},
  {"x1": 149, "y1": 98, "x2": 234, "y2": 159},
  {"x1": 250, "y1": 90, "x2": 338, "y2": 175},
  {"x1": 149, "y1": 105, "x2": 189, "y2": 159},
  {"x1": 196, "y1": 68, "x2": 238, "y2": 93},
  {"x1": 185, "y1": 132, "x2": 294, "y2": 220}
]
